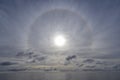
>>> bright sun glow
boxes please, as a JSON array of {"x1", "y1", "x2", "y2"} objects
[{"x1": 54, "y1": 35, "x2": 66, "y2": 47}]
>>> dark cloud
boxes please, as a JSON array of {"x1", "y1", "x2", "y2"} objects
[
  {"x1": 35, "y1": 56, "x2": 46, "y2": 61},
  {"x1": 16, "y1": 50, "x2": 46, "y2": 63},
  {"x1": 85, "y1": 65, "x2": 96, "y2": 68},
  {"x1": 16, "y1": 51, "x2": 25, "y2": 57},
  {"x1": 0, "y1": 61, "x2": 17, "y2": 66},
  {"x1": 112, "y1": 64, "x2": 120, "y2": 70},
  {"x1": 8, "y1": 68, "x2": 27, "y2": 72},
  {"x1": 76, "y1": 64, "x2": 84, "y2": 67},
  {"x1": 29, "y1": 56, "x2": 46, "y2": 63},
  {"x1": 66, "y1": 55, "x2": 76, "y2": 61},
  {"x1": 96, "y1": 61, "x2": 104, "y2": 64},
  {"x1": 83, "y1": 59, "x2": 94, "y2": 63},
  {"x1": 16, "y1": 51, "x2": 34, "y2": 59}
]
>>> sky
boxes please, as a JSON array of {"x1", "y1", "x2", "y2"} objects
[{"x1": 0, "y1": 0, "x2": 120, "y2": 71}]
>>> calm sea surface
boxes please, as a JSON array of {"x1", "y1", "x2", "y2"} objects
[{"x1": 0, "y1": 71, "x2": 120, "y2": 80}]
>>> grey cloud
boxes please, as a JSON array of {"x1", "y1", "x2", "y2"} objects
[
  {"x1": 83, "y1": 59, "x2": 94, "y2": 63},
  {"x1": 0, "y1": 61, "x2": 17, "y2": 66},
  {"x1": 112, "y1": 64, "x2": 120, "y2": 70},
  {"x1": 66, "y1": 55, "x2": 76, "y2": 61},
  {"x1": 16, "y1": 50, "x2": 46, "y2": 63},
  {"x1": 96, "y1": 61, "x2": 104, "y2": 64},
  {"x1": 8, "y1": 68, "x2": 27, "y2": 72},
  {"x1": 76, "y1": 64, "x2": 84, "y2": 67},
  {"x1": 85, "y1": 65, "x2": 96, "y2": 68},
  {"x1": 35, "y1": 56, "x2": 46, "y2": 61},
  {"x1": 28, "y1": 56, "x2": 46, "y2": 63},
  {"x1": 95, "y1": 61, "x2": 112, "y2": 65},
  {"x1": 16, "y1": 51, "x2": 34, "y2": 57}
]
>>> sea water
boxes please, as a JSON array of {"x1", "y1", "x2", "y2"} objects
[{"x1": 0, "y1": 71, "x2": 120, "y2": 80}]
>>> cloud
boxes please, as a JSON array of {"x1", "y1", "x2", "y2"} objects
[
  {"x1": 0, "y1": 61, "x2": 17, "y2": 66},
  {"x1": 112, "y1": 64, "x2": 120, "y2": 70},
  {"x1": 66, "y1": 55, "x2": 76, "y2": 61},
  {"x1": 0, "y1": 49, "x2": 120, "y2": 71},
  {"x1": 28, "y1": 56, "x2": 46, "y2": 63},
  {"x1": 76, "y1": 64, "x2": 84, "y2": 67},
  {"x1": 35, "y1": 56, "x2": 46, "y2": 61},
  {"x1": 96, "y1": 61, "x2": 104, "y2": 64},
  {"x1": 16, "y1": 50, "x2": 47, "y2": 63},
  {"x1": 85, "y1": 65, "x2": 96, "y2": 68},
  {"x1": 8, "y1": 68, "x2": 27, "y2": 71},
  {"x1": 83, "y1": 59, "x2": 94, "y2": 63},
  {"x1": 16, "y1": 51, "x2": 34, "y2": 58}
]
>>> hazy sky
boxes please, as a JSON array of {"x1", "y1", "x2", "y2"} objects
[{"x1": 0, "y1": 0, "x2": 120, "y2": 58}]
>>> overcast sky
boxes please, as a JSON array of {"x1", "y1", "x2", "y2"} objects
[{"x1": 0, "y1": 0, "x2": 120, "y2": 59}]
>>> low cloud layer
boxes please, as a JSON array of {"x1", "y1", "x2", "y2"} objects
[{"x1": 0, "y1": 50, "x2": 120, "y2": 72}]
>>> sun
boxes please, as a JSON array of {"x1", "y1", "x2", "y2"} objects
[{"x1": 54, "y1": 35, "x2": 66, "y2": 47}]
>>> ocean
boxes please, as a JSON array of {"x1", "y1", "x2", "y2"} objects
[{"x1": 0, "y1": 71, "x2": 120, "y2": 80}]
